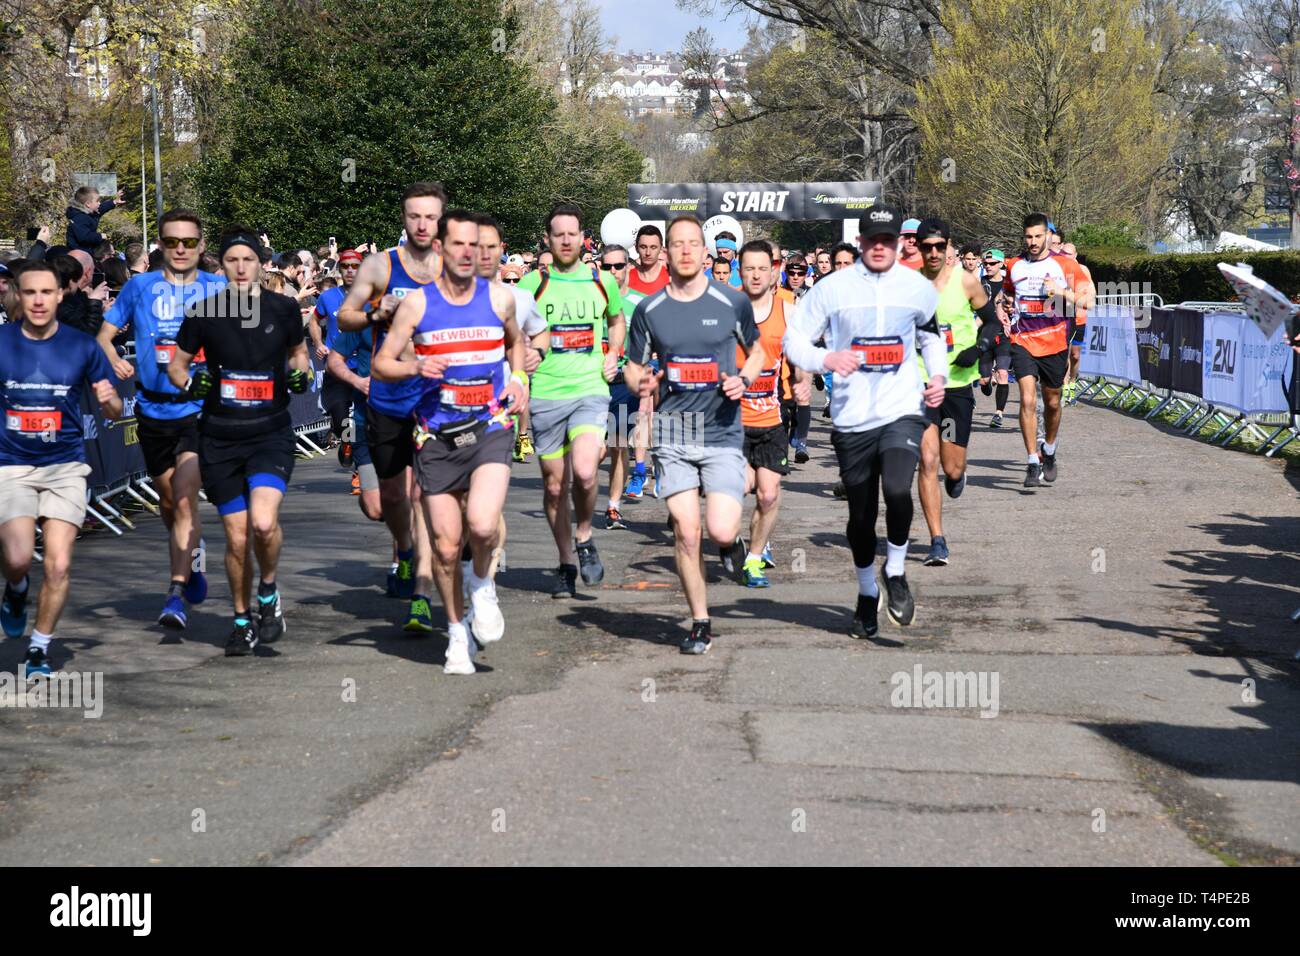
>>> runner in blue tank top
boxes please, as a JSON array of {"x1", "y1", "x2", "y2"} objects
[
  {"x1": 373, "y1": 209, "x2": 527, "y2": 677},
  {"x1": 336, "y1": 182, "x2": 445, "y2": 632}
]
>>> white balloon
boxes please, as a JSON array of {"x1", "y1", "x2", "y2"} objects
[
  {"x1": 703, "y1": 215, "x2": 744, "y2": 256},
  {"x1": 600, "y1": 208, "x2": 642, "y2": 248}
]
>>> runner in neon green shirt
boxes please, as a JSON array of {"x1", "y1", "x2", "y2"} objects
[{"x1": 519, "y1": 202, "x2": 624, "y2": 597}]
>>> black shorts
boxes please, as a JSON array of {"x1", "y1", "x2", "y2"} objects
[
  {"x1": 137, "y1": 413, "x2": 200, "y2": 478},
  {"x1": 830, "y1": 415, "x2": 925, "y2": 488},
  {"x1": 322, "y1": 372, "x2": 353, "y2": 430},
  {"x1": 743, "y1": 424, "x2": 789, "y2": 475},
  {"x1": 1068, "y1": 322, "x2": 1086, "y2": 347},
  {"x1": 1009, "y1": 344, "x2": 1068, "y2": 391},
  {"x1": 413, "y1": 425, "x2": 512, "y2": 496},
  {"x1": 199, "y1": 429, "x2": 296, "y2": 516},
  {"x1": 924, "y1": 386, "x2": 976, "y2": 448},
  {"x1": 365, "y1": 406, "x2": 415, "y2": 481}
]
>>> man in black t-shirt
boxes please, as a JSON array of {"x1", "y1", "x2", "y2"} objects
[{"x1": 168, "y1": 227, "x2": 311, "y2": 657}]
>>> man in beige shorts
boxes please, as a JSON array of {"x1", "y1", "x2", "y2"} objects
[{"x1": 0, "y1": 261, "x2": 123, "y2": 678}]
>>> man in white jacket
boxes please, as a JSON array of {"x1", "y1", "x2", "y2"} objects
[{"x1": 783, "y1": 205, "x2": 947, "y2": 638}]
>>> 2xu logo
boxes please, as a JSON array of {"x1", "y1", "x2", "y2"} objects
[
  {"x1": 1088, "y1": 325, "x2": 1108, "y2": 354},
  {"x1": 1212, "y1": 338, "x2": 1237, "y2": 375}
]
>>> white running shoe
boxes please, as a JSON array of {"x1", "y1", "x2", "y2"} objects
[
  {"x1": 444, "y1": 629, "x2": 476, "y2": 675},
  {"x1": 469, "y1": 579, "x2": 505, "y2": 645}
]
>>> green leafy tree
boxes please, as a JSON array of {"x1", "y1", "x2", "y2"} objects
[{"x1": 193, "y1": 0, "x2": 641, "y2": 249}]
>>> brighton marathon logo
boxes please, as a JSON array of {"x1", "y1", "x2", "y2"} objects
[
  {"x1": 1136, "y1": 327, "x2": 1168, "y2": 366},
  {"x1": 0, "y1": 669, "x2": 104, "y2": 718},
  {"x1": 636, "y1": 194, "x2": 705, "y2": 212},
  {"x1": 808, "y1": 193, "x2": 878, "y2": 211}
]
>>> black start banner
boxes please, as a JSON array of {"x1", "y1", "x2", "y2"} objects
[{"x1": 627, "y1": 182, "x2": 882, "y2": 221}]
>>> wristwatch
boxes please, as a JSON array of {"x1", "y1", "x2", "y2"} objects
[{"x1": 740, "y1": 374, "x2": 753, "y2": 388}]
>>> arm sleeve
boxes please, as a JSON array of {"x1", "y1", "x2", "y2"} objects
[
  {"x1": 626, "y1": 300, "x2": 653, "y2": 365},
  {"x1": 97, "y1": 199, "x2": 117, "y2": 216},
  {"x1": 104, "y1": 275, "x2": 135, "y2": 329},
  {"x1": 733, "y1": 297, "x2": 759, "y2": 350},
  {"x1": 975, "y1": 296, "x2": 999, "y2": 326},
  {"x1": 175, "y1": 310, "x2": 202, "y2": 356},
  {"x1": 782, "y1": 288, "x2": 830, "y2": 373}
]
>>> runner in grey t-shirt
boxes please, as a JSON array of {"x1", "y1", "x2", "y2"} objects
[{"x1": 624, "y1": 216, "x2": 766, "y2": 657}]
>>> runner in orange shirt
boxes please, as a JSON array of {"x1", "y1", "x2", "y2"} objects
[
  {"x1": 1058, "y1": 240, "x2": 1094, "y2": 400},
  {"x1": 735, "y1": 240, "x2": 810, "y2": 587},
  {"x1": 1002, "y1": 212, "x2": 1087, "y2": 487}
]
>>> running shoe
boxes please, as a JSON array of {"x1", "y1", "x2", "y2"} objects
[
  {"x1": 385, "y1": 563, "x2": 399, "y2": 597},
  {"x1": 183, "y1": 569, "x2": 208, "y2": 605},
  {"x1": 989, "y1": 412, "x2": 1003, "y2": 429},
  {"x1": 851, "y1": 593, "x2": 879, "y2": 639},
  {"x1": 793, "y1": 441, "x2": 809, "y2": 464},
  {"x1": 624, "y1": 473, "x2": 646, "y2": 500},
  {"x1": 350, "y1": 471, "x2": 360, "y2": 495},
  {"x1": 605, "y1": 506, "x2": 626, "y2": 530},
  {"x1": 944, "y1": 472, "x2": 966, "y2": 499},
  {"x1": 517, "y1": 434, "x2": 534, "y2": 461},
  {"x1": 821, "y1": 405, "x2": 831, "y2": 419},
  {"x1": 742, "y1": 555, "x2": 769, "y2": 588},
  {"x1": 1023, "y1": 462, "x2": 1043, "y2": 488},
  {"x1": 443, "y1": 631, "x2": 476, "y2": 675},
  {"x1": 720, "y1": 538, "x2": 747, "y2": 583},
  {"x1": 576, "y1": 539, "x2": 604, "y2": 585},
  {"x1": 679, "y1": 620, "x2": 713, "y2": 655},
  {"x1": 832, "y1": 482, "x2": 846, "y2": 500},
  {"x1": 468, "y1": 582, "x2": 504, "y2": 645},
  {"x1": 394, "y1": 556, "x2": 415, "y2": 599},
  {"x1": 257, "y1": 589, "x2": 286, "y2": 643},
  {"x1": 158, "y1": 593, "x2": 187, "y2": 630},
  {"x1": 883, "y1": 573, "x2": 916, "y2": 626},
  {"x1": 225, "y1": 619, "x2": 258, "y2": 657},
  {"x1": 761, "y1": 543, "x2": 775, "y2": 569},
  {"x1": 338, "y1": 442, "x2": 353, "y2": 467},
  {"x1": 980, "y1": 380, "x2": 993, "y2": 396},
  {"x1": 22, "y1": 645, "x2": 50, "y2": 679},
  {"x1": 404, "y1": 595, "x2": 434, "y2": 633},
  {"x1": 1039, "y1": 443, "x2": 1058, "y2": 483},
  {"x1": 551, "y1": 563, "x2": 578, "y2": 598},
  {"x1": 2, "y1": 576, "x2": 29, "y2": 639},
  {"x1": 924, "y1": 537, "x2": 950, "y2": 567}
]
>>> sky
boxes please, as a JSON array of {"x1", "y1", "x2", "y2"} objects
[{"x1": 597, "y1": 0, "x2": 753, "y2": 53}]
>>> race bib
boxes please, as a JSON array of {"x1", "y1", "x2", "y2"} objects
[
  {"x1": 552, "y1": 323, "x2": 595, "y2": 354},
  {"x1": 666, "y1": 354, "x2": 720, "y2": 392},
  {"x1": 155, "y1": 338, "x2": 177, "y2": 366},
  {"x1": 744, "y1": 365, "x2": 779, "y2": 400},
  {"x1": 1020, "y1": 295, "x2": 1048, "y2": 316},
  {"x1": 851, "y1": 336, "x2": 906, "y2": 373},
  {"x1": 439, "y1": 377, "x2": 494, "y2": 410},
  {"x1": 6, "y1": 407, "x2": 60, "y2": 434},
  {"x1": 220, "y1": 369, "x2": 275, "y2": 408}
]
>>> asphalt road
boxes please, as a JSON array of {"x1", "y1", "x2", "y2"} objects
[{"x1": 2, "y1": 391, "x2": 1297, "y2": 866}]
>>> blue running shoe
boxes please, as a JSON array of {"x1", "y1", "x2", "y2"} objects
[
  {"x1": 158, "y1": 594, "x2": 188, "y2": 630},
  {"x1": 22, "y1": 645, "x2": 50, "y2": 679},
  {"x1": 924, "y1": 537, "x2": 950, "y2": 567},
  {"x1": 183, "y1": 570, "x2": 208, "y2": 605},
  {"x1": 395, "y1": 557, "x2": 416, "y2": 599},
  {"x1": 742, "y1": 556, "x2": 770, "y2": 588},
  {"x1": 624, "y1": 473, "x2": 646, "y2": 500},
  {"x1": 761, "y1": 543, "x2": 775, "y2": 569},
  {"x1": 2, "y1": 577, "x2": 29, "y2": 639}
]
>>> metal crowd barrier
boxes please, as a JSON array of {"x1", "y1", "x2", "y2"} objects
[{"x1": 1078, "y1": 298, "x2": 1299, "y2": 457}]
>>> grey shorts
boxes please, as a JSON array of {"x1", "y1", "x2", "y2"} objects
[
  {"x1": 653, "y1": 444, "x2": 746, "y2": 503},
  {"x1": 530, "y1": 394, "x2": 609, "y2": 460}
]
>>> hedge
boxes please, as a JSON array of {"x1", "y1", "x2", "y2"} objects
[{"x1": 1076, "y1": 247, "x2": 1300, "y2": 304}]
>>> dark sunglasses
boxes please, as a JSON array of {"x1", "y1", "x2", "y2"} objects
[
  {"x1": 919, "y1": 241, "x2": 948, "y2": 252},
  {"x1": 502, "y1": 276, "x2": 520, "y2": 283},
  {"x1": 161, "y1": 236, "x2": 200, "y2": 250},
  {"x1": 786, "y1": 267, "x2": 808, "y2": 275},
  {"x1": 600, "y1": 262, "x2": 627, "y2": 271}
]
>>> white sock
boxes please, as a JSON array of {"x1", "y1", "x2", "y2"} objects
[
  {"x1": 1042, "y1": 441, "x2": 1057, "y2": 455},
  {"x1": 29, "y1": 629, "x2": 51, "y2": 651},
  {"x1": 747, "y1": 552, "x2": 763, "y2": 565},
  {"x1": 10, "y1": 576, "x2": 28, "y2": 594},
  {"x1": 1027, "y1": 453, "x2": 1040, "y2": 465},
  {"x1": 468, "y1": 569, "x2": 490, "y2": 593},
  {"x1": 448, "y1": 621, "x2": 469, "y2": 643},
  {"x1": 857, "y1": 566, "x2": 879, "y2": 597},
  {"x1": 885, "y1": 541, "x2": 908, "y2": 578}
]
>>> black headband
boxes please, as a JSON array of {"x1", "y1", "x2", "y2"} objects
[{"x1": 220, "y1": 233, "x2": 262, "y2": 258}]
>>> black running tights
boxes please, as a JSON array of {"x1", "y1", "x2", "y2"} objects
[{"x1": 844, "y1": 449, "x2": 917, "y2": 568}]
